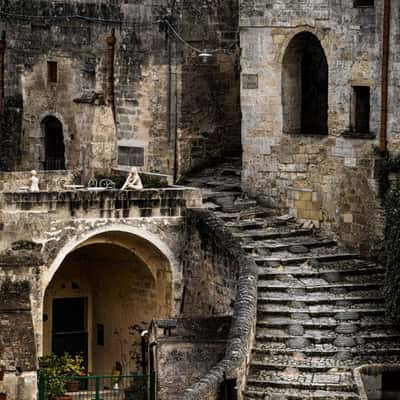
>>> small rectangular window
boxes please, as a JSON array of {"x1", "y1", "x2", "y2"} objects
[
  {"x1": 118, "y1": 146, "x2": 145, "y2": 167},
  {"x1": 354, "y1": 0, "x2": 374, "y2": 7},
  {"x1": 48, "y1": 61, "x2": 58, "y2": 83},
  {"x1": 351, "y1": 86, "x2": 370, "y2": 134}
]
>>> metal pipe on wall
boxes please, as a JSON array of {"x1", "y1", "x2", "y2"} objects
[
  {"x1": 380, "y1": 0, "x2": 391, "y2": 153},
  {"x1": 0, "y1": 31, "x2": 6, "y2": 114},
  {"x1": 107, "y1": 28, "x2": 116, "y2": 118}
]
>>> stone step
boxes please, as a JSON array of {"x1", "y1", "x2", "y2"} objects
[
  {"x1": 233, "y1": 228, "x2": 314, "y2": 241},
  {"x1": 203, "y1": 191, "x2": 242, "y2": 202},
  {"x1": 254, "y1": 332, "x2": 400, "y2": 347},
  {"x1": 249, "y1": 353, "x2": 400, "y2": 369},
  {"x1": 242, "y1": 237, "x2": 337, "y2": 253},
  {"x1": 225, "y1": 220, "x2": 268, "y2": 230},
  {"x1": 257, "y1": 266, "x2": 384, "y2": 280},
  {"x1": 225, "y1": 218, "x2": 292, "y2": 231},
  {"x1": 257, "y1": 295, "x2": 384, "y2": 306},
  {"x1": 257, "y1": 307, "x2": 386, "y2": 320},
  {"x1": 256, "y1": 318, "x2": 393, "y2": 331},
  {"x1": 214, "y1": 208, "x2": 274, "y2": 221},
  {"x1": 249, "y1": 360, "x2": 352, "y2": 373},
  {"x1": 243, "y1": 388, "x2": 360, "y2": 400},
  {"x1": 254, "y1": 253, "x2": 359, "y2": 266},
  {"x1": 246, "y1": 372, "x2": 356, "y2": 392},
  {"x1": 257, "y1": 282, "x2": 383, "y2": 293}
]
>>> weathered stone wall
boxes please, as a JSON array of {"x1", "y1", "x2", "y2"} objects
[
  {"x1": 0, "y1": 278, "x2": 38, "y2": 400},
  {"x1": 0, "y1": 186, "x2": 202, "y2": 399},
  {"x1": 239, "y1": 0, "x2": 395, "y2": 252},
  {"x1": 152, "y1": 317, "x2": 231, "y2": 400},
  {"x1": 177, "y1": 209, "x2": 258, "y2": 400},
  {"x1": 181, "y1": 210, "x2": 240, "y2": 316},
  {"x1": 0, "y1": 0, "x2": 240, "y2": 179},
  {"x1": 178, "y1": 0, "x2": 241, "y2": 174}
]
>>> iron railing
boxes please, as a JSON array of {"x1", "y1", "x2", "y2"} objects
[
  {"x1": 38, "y1": 372, "x2": 156, "y2": 400},
  {"x1": 44, "y1": 158, "x2": 65, "y2": 170}
]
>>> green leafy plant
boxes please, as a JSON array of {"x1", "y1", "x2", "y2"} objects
[
  {"x1": 384, "y1": 183, "x2": 400, "y2": 322},
  {"x1": 62, "y1": 353, "x2": 84, "y2": 376},
  {"x1": 39, "y1": 353, "x2": 84, "y2": 399},
  {"x1": 38, "y1": 354, "x2": 67, "y2": 399}
]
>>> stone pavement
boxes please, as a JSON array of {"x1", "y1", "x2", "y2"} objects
[{"x1": 183, "y1": 159, "x2": 400, "y2": 400}]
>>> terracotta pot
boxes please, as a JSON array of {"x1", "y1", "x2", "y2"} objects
[{"x1": 65, "y1": 380, "x2": 80, "y2": 392}]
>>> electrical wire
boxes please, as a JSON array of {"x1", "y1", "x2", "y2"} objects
[
  {"x1": 163, "y1": 18, "x2": 238, "y2": 55},
  {"x1": 0, "y1": 10, "x2": 121, "y2": 24}
]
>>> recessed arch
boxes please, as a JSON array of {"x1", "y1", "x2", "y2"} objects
[
  {"x1": 282, "y1": 31, "x2": 328, "y2": 135},
  {"x1": 42, "y1": 115, "x2": 65, "y2": 170},
  {"x1": 40, "y1": 226, "x2": 178, "y2": 375}
]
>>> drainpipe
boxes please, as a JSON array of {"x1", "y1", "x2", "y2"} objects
[
  {"x1": 0, "y1": 31, "x2": 6, "y2": 114},
  {"x1": 380, "y1": 0, "x2": 391, "y2": 153},
  {"x1": 107, "y1": 29, "x2": 116, "y2": 118}
]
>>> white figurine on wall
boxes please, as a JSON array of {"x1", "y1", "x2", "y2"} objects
[
  {"x1": 121, "y1": 167, "x2": 143, "y2": 190},
  {"x1": 30, "y1": 170, "x2": 40, "y2": 192}
]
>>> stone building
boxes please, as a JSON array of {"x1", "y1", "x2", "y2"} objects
[
  {"x1": 240, "y1": 0, "x2": 398, "y2": 253},
  {"x1": 0, "y1": 1, "x2": 244, "y2": 399},
  {"x1": 1, "y1": 0, "x2": 400, "y2": 400},
  {"x1": 0, "y1": 0, "x2": 241, "y2": 179}
]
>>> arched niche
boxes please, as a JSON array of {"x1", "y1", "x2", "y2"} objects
[{"x1": 282, "y1": 32, "x2": 328, "y2": 135}]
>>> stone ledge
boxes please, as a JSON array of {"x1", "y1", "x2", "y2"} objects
[{"x1": 0, "y1": 187, "x2": 203, "y2": 217}]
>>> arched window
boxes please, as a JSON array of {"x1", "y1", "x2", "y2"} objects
[
  {"x1": 43, "y1": 116, "x2": 65, "y2": 170},
  {"x1": 282, "y1": 32, "x2": 328, "y2": 135}
]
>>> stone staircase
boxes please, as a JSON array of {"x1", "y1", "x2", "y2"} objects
[{"x1": 183, "y1": 160, "x2": 400, "y2": 400}]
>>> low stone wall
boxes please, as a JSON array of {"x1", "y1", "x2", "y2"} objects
[
  {"x1": 0, "y1": 280, "x2": 37, "y2": 400},
  {"x1": 0, "y1": 187, "x2": 202, "y2": 220},
  {"x1": 152, "y1": 317, "x2": 232, "y2": 400},
  {"x1": 354, "y1": 364, "x2": 400, "y2": 400},
  {"x1": 177, "y1": 209, "x2": 258, "y2": 400},
  {"x1": 0, "y1": 170, "x2": 79, "y2": 192}
]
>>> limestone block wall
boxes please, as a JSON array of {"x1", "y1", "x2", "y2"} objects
[
  {"x1": 0, "y1": 0, "x2": 241, "y2": 178},
  {"x1": 152, "y1": 317, "x2": 231, "y2": 400},
  {"x1": 0, "y1": 279, "x2": 38, "y2": 400},
  {"x1": 239, "y1": 0, "x2": 398, "y2": 252}
]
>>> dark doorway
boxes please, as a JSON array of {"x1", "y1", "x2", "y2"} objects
[
  {"x1": 282, "y1": 32, "x2": 328, "y2": 135},
  {"x1": 52, "y1": 297, "x2": 88, "y2": 368},
  {"x1": 43, "y1": 116, "x2": 65, "y2": 170}
]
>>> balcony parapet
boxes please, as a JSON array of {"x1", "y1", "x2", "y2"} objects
[{"x1": 0, "y1": 187, "x2": 202, "y2": 218}]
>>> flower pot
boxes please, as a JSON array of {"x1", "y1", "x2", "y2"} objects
[{"x1": 65, "y1": 380, "x2": 80, "y2": 392}]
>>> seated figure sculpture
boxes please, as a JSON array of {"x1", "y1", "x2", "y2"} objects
[{"x1": 121, "y1": 167, "x2": 143, "y2": 190}]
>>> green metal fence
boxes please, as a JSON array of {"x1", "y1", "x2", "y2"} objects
[{"x1": 38, "y1": 372, "x2": 156, "y2": 400}]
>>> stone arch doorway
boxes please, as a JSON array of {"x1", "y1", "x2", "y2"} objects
[
  {"x1": 42, "y1": 230, "x2": 175, "y2": 376},
  {"x1": 282, "y1": 32, "x2": 328, "y2": 135},
  {"x1": 42, "y1": 116, "x2": 65, "y2": 170}
]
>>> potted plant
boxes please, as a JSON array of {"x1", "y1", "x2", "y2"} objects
[
  {"x1": 38, "y1": 354, "x2": 71, "y2": 400},
  {"x1": 62, "y1": 354, "x2": 84, "y2": 392}
]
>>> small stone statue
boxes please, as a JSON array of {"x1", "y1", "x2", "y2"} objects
[
  {"x1": 30, "y1": 170, "x2": 40, "y2": 192},
  {"x1": 121, "y1": 167, "x2": 143, "y2": 190}
]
